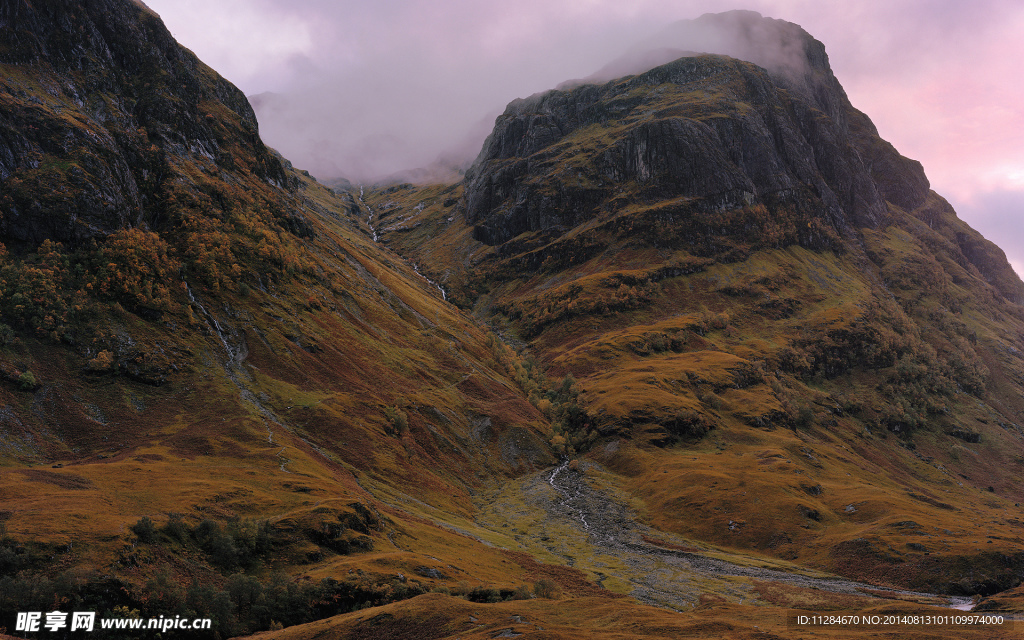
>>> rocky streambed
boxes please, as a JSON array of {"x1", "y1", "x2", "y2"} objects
[{"x1": 476, "y1": 460, "x2": 975, "y2": 611}]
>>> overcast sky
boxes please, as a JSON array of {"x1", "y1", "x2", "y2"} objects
[{"x1": 140, "y1": 0, "x2": 1023, "y2": 277}]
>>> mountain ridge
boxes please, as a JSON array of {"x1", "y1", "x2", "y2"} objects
[
  {"x1": 0, "y1": 0, "x2": 295, "y2": 250},
  {"x1": 0, "y1": 2, "x2": 566, "y2": 635}
]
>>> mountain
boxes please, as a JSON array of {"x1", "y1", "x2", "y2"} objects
[
  {"x1": 0, "y1": 1, "x2": 561, "y2": 636},
  {"x1": 2, "y1": 3, "x2": 1024, "y2": 639},
  {"x1": 365, "y1": 7, "x2": 1024, "y2": 610}
]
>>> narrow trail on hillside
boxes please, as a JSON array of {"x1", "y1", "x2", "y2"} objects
[{"x1": 479, "y1": 460, "x2": 976, "y2": 612}]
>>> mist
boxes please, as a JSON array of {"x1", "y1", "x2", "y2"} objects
[
  {"x1": 237, "y1": 3, "x2": 666, "y2": 184},
  {"x1": 245, "y1": 8, "x2": 822, "y2": 184},
  {"x1": 571, "y1": 10, "x2": 815, "y2": 87}
]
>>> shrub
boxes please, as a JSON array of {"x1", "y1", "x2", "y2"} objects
[
  {"x1": 0, "y1": 536, "x2": 34, "y2": 574},
  {"x1": 86, "y1": 350, "x2": 115, "y2": 372},
  {"x1": 534, "y1": 578, "x2": 561, "y2": 599},
  {"x1": 549, "y1": 435, "x2": 567, "y2": 455},
  {"x1": 701, "y1": 392, "x2": 724, "y2": 410},
  {"x1": 207, "y1": 532, "x2": 239, "y2": 569},
  {"x1": 162, "y1": 513, "x2": 189, "y2": 542},
  {"x1": 466, "y1": 587, "x2": 501, "y2": 603},
  {"x1": 796, "y1": 405, "x2": 815, "y2": 429},
  {"x1": 130, "y1": 516, "x2": 157, "y2": 543},
  {"x1": 535, "y1": 397, "x2": 553, "y2": 416},
  {"x1": 666, "y1": 409, "x2": 713, "y2": 439},
  {"x1": 0, "y1": 241, "x2": 77, "y2": 340},
  {"x1": 194, "y1": 519, "x2": 239, "y2": 568},
  {"x1": 17, "y1": 370, "x2": 36, "y2": 391},
  {"x1": 90, "y1": 229, "x2": 180, "y2": 310},
  {"x1": 384, "y1": 405, "x2": 409, "y2": 435}
]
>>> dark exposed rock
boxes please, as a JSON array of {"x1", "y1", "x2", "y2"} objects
[
  {"x1": 463, "y1": 19, "x2": 930, "y2": 249},
  {"x1": 948, "y1": 428, "x2": 981, "y2": 444},
  {"x1": 0, "y1": 0, "x2": 290, "y2": 250},
  {"x1": 414, "y1": 565, "x2": 448, "y2": 580},
  {"x1": 799, "y1": 505, "x2": 822, "y2": 521}
]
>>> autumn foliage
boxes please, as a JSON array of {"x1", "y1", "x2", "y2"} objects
[{"x1": 90, "y1": 228, "x2": 180, "y2": 311}]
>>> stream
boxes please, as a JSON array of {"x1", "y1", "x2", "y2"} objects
[
  {"x1": 186, "y1": 283, "x2": 291, "y2": 472},
  {"x1": 358, "y1": 185, "x2": 379, "y2": 242},
  {"x1": 357, "y1": 185, "x2": 448, "y2": 302}
]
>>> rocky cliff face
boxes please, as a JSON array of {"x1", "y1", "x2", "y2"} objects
[
  {"x1": 0, "y1": 0, "x2": 288, "y2": 249},
  {"x1": 465, "y1": 51, "x2": 930, "y2": 248}
]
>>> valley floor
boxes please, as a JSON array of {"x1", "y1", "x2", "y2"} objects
[
  {"x1": 241, "y1": 460, "x2": 1017, "y2": 640},
  {"x1": 475, "y1": 460, "x2": 975, "y2": 612}
]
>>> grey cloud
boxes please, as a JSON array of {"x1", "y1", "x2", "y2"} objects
[{"x1": 249, "y1": 9, "x2": 824, "y2": 183}]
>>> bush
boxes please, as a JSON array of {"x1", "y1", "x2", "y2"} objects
[
  {"x1": 0, "y1": 241, "x2": 77, "y2": 340},
  {"x1": 0, "y1": 538, "x2": 34, "y2": 574},
  {"x1": 193, "y1": 519, "x2": 239, "y2": 568},
  {"x1": 465, "y1": 587, "x2": 520, "y2": 603},
  {"x1": 130, "y1": 516, "x2": 157, "y2": 543},
  {"x1": 0, "y1": 565, "x2": 430, "y2": 639},
  {"x1": 208, "y1": 533, "x2": 240, "y2": 569},
  {"x1": 699, "y1": 392, "x2": 724, "y2": 410},
  {"x1": 86, "y1": 350, "x2": 115, "y2": 372},
  {"x1": 533, "y1": 578, "x2": 561, "y2": 599},
  {"x1": 384, "y1": 405, "x2": 409, "y2": 435},
  {"x1": 162, "y1": 513, "x2": 189, "y2": 542},
  {"x1": 17, "y1": 370, "x2": 36, "y2": 391},
  {"x1": 666, "y1": 409, "x2": 713, "y2": 439},
  {"x1": 796, "y1": 405, "x2": 815, "y2": 429},
  {"x1": 90, "y1": 229, "x2": 180, "y2": 310}
]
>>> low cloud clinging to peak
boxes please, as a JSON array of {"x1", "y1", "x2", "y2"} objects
[{"x1": 144, "y1": 0, "x2": 1023, "y2": 273}]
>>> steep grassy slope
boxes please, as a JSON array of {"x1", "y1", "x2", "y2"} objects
[
  {"x1": 0, "y1": 1, "x2": 561, "y2": 636},
  {"x1": 365, "y1": 20, "x2": 1024, "y2": 600}
]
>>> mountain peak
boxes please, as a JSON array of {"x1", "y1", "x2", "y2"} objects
[
  {"x1": 363, "y1": 14, "x2": 1024, "y2": 610},
  {"x1": 561, "y1": 11, "x2": 851, "y2": 136},
  {"x1": 464, "y1": 36, "x2": 929, "y2": 249}
]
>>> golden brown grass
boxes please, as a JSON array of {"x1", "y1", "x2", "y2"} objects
[
  {"x1": 366, "y1": 167, "x2": 1024, "y2": 603},
  {"x1": 241, "y1": 591, "x2": 1007, "y2": 640}
]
